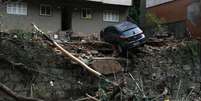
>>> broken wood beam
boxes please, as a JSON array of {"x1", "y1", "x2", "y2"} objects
[
  {"x1": 32, "y1": 23, "x2": 119, "y2": 87},
  {"x1": 53, "y1": 42, "x2": 102, "y2": 77},
  {"x1": 85, "y1": 94, "x2": 100, "y2": 101},
  {"x1": 32, "y1": 23, "x2": 102, "y2": 77}
]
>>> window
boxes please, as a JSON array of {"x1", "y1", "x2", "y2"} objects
[
  {"x1": 40, "y1": 4, "x2": 52, "y2": 16},
  {"x1": 81, "y1": 8, "x2": 92, "y2": 19},
  {"x1": 6, "y1": 2, "x2": 27, "y2": 15},
  {"x1": 103, "y1": 10, "x2": 119, "y2": 22}
]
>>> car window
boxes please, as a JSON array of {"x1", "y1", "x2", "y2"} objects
[
  {"x1": 115, "y1": 21, "x2": 137, "y2": 32},
  {"x1": 122, "y1": 27, "x2": 143, "y2": 37},
  {"x1": 133, "y1": 27, "x2": 143, "y2": 34}
]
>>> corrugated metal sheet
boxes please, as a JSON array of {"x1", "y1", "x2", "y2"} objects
[{"x1": 88, "y1": 0, "x2": 132, "y2": 6}]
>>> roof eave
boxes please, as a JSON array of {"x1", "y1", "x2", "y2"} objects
[{"x1": 87, "y1": 0, "x2": 132, "y2": 6}]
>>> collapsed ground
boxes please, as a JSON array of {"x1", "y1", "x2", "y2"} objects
[{"x1": 0, "y1": 32, "x2": 201, "y2": 101}]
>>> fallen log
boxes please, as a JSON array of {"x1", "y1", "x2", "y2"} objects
[{"x1": 0, "y1": 82, "x2": 44, "y2": 101}]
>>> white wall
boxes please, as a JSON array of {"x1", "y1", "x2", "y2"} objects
[
  {"x1": 146, "y1": 0, "x2": 174, "y2": 8},
  {"x1": 88, "y1": 0, "x2": 132, "y2": 6}
]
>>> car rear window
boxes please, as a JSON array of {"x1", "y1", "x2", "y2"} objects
[
  {"x1": 122, "y1": 27, "x2": 143, "y2": 37},
  {"x1": 133, "y1": 27, "x2": 143, "y2": 34},
  {"x1": 115, "y1": 21, "x2": 137, "y2": 32}
]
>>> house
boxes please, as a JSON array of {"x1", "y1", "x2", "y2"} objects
[
  {"x1": 146, "y1": 0, "x2": 201, "y2": 39},
  {"x1": 0, "y1": 0, "x2": 132, "y2": 34}
]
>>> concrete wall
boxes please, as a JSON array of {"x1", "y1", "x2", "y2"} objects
[
  {"x1": 71, "y1": 5, "x2": 128, "y2": 34},
  {"x1": 0, "y1": 1, "x2": 61, "y2": 33}
]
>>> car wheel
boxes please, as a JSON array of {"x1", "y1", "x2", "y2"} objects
[{"x1": 118, "y1": 45, "x2": 128, "y2": 57}]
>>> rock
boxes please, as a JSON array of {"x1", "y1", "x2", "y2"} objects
[{"x1": 91, "y1": 60, "x2": 122, "y2": 75}]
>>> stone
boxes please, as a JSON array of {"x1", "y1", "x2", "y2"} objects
[{"x1": 91, "y1": 60, "x2": 122, "y2": 75}]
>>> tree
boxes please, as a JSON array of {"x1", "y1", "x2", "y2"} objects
[{"x1": 129, "y1": 0, "x2": 141, "y2": 24}]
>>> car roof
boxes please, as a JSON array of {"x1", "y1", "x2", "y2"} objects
[{"x1": 114, "y1": 21, "x2": 138, "y2": 32}]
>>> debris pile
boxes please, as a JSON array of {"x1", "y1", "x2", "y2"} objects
[{"x1": 0, "y1": 31, "x2": 201, "y2": 101}]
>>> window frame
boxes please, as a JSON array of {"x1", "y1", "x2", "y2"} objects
[
  {"x1": 6, "y1": 2, "x2": 27, "y2": 15},
  {"x1": 81, "y1": 8, "x2": 93, "y2": 20},
  {"x1": 103, "y1": 10, "x2": 120, "y2": 22},
  {"x1": 40, "y1": 4, "x2": 52, "y2": 16}
]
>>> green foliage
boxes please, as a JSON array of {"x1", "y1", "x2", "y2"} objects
[
  {"x1": 145, "y1": 12, "x2": 166, "y2": 32},
  {"x1": 172, "y1": 40, "x2": 201, "y2": 65},
  {"x1": 98, "y1": 88, "x2": 109, "y2": 101},
  {"x1": 98, "y1": 79, "x2": 110, "y2": 101},
  {"x1": 129, "y1": 0, "x2": 141, "y2": 24},
  {"x1": 187, "y1": 41, "x2": 201, "y2": 57},
  {"x1": 129, "y1": 7, "x2": 140, "y2": 23},
  {"x1": 9, "y1": 29, "x2": 34, "y2": 40},
  {"x1": 186, "y1": 40, "x2": 201, "y2": 65}
]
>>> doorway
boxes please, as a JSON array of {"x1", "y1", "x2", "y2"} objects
[{"x1": 61, "y1": 7, "x2": 72, "y2": 31}]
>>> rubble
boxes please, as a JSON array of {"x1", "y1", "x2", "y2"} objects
[{"x1": 0, "y1": 31, "x2": 201, "y2": 101}]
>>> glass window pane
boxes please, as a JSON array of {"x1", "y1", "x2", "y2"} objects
[
  {"x1": 41, "y1": 6, "x2": 46, "y2": 14},
  {"x1": 81, "y1": 8, "x2": 92, "y2": 19},
  {"x1": 7, "y1": 2, "x2": 27, "y2": 15},
  {"x1": 40, "y1": 5, "x2": 52, "y2": 16},
  {"x1": 103, "y1": 10, "x2": 119, "y2": 22},
  {"x1": 46, "y1": 7, "x2": 51, "y2": 15}
]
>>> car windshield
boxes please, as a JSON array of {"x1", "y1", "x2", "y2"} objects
[{"x1": 122, "y1": 27, "x2": 143, "y2": 37}]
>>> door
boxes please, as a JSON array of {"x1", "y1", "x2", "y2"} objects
[{"x1": 61, "y1": 7, "x2": 72, "y2": 31}]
